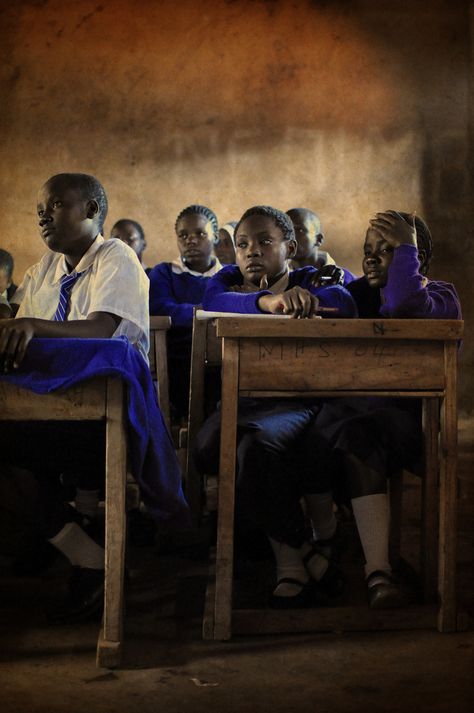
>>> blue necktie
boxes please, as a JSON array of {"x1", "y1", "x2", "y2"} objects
[{"x1": 53, "y1": 271, "x2": 83, "y2": 321}]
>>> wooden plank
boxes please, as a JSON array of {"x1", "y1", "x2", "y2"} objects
[
  {"x1": 240, "y1": 390, "x2": 443, "y2": 399},
  {"x1": 0, "y1": 378, "x2": 107, "y2": 420},
  {"x1": 216, "y1": 318, "x2": 463, "y2": 341},
  {"x1": 101, "y1": 377, "x2": 127, "y2": 661},
  {"x1": 153, "y1": 328, "x2": 171, "y2": 431},
  {"x1": 185, "y1": 316, "x2": 209, "y2": 526},
  {"x1": 149, "y1": 315, "x2": 172, "y2": 331},
  {"x1": 232, "y1": 605, "x2": 438, "y2": 634},
  {"x1": 96, "y1": 627, "x2": 121, "y2": 669},
  {"x1": 438, "y1": 342, "x2": 458, "y2": 632},
  {"x1": 213, "y1": 338, "x2": 239, "y2": 640},
  {"x1": 238, "y1": 339, "x2": 445, "y2": 391},
  {"x1": 421, "y1": 397, "x2": 440, "y2": 602}
]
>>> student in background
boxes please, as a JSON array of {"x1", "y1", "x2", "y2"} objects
[
  {"x1": 0, "y1": 249, "x2": 17, "y2": 303},
  {"x1": 215, "y1": 221, "x2": 237, "y2": 265},
  {"x1": 197, "y1": 206, "x2": 357, "y2": 608},
  {"x1": 303, "y1": 210, "x2": 461, "y2": 609},
  {"x1": 287, "y1": 207, "x2": 356, "y2": 285},
  {"x1": 110, "y1": 219, "x2": 150, "y2": 274},
  {"x1": 149, "y1": 204, "x2": 222, "y2": 418},
  {"x1": 0, "y1": 172, "x2": 149, "y2": 622}
]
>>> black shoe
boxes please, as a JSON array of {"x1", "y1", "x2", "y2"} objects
[
  {"x1": 47, "y1": 567, "x2": 104, "y2": 624},
  {"x1": 366, "y1": 570, "x2": 414, "y2": 610},
  {"x1": 302, "y1": 546, "x2": 346, "y2": 602}
]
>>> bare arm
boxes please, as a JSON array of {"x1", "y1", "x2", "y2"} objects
[{"x1": 0, "y1": 311, "x2": 121, "y2": 372}]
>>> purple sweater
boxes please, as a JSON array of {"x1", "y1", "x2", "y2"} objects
[
  {"x1": 348, "y1": 245, "x2": 461, "y2": 319},
  {"x1": 202, "y1": 265, "x2": 357, "y2": 316}
]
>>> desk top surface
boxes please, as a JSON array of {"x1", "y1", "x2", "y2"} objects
[{"x1": 215, "y1": 318, "x2": 463, "y2": 341}]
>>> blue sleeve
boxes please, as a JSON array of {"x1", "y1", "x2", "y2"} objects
[
  {"x1": 380, "y1": 245, "x2": 461, "y2": 319},
  {"x1": 149, "y1": 263, "x2": 195, "y2": 327},
  {"x1": 202, "y1": 265, "x2": 271, "y2": 314},
  {"x1": 311, "y1": 284, "x2": 358, "y2": 317},
  {"x1": 342, "y1": 267, "x2": 357, "y2": 285}
]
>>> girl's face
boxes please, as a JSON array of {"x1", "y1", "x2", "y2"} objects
[
  {"x1": 235, "y1": 214, "x2": 296, "y2": 287},
  {"x1": 110, "y1": 222, "x2": 146, "y2": 260},
  {"x1": 362, "y1": 228, "x2": 394, "y2": 288},
  {"x1": 176, "y1": 213, "x2": 215, "y2": 272},
  {"x1": 215, "y1": 228, "x2": 236, "y2": 265}
]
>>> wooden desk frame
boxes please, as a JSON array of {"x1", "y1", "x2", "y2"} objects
[
  {"x1": 205, "y1": 318, "x2": 464, "y2": 640},
  {"x1": 0, "y1": 376, "x2": 127, "y2": 668},
  {"x1": 149, "y1": 316, "x2": 171, "y2": 432}
]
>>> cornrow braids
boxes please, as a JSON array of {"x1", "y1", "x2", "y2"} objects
[
  {"x1": 0, "y1": 249, "x2": 14, "y2": 278},
  {"x1": 399, "y1": 211, "x2": 433, "y2": 275},
  {"x1": 235, "y1": 206, "x2": 296, "y2": 242},
  {"x1": 47, "y1": 173, "x2": 108, "y2": 232},
  {"x1": 112, "y1": 219, "x2": 145, "y2": 242},
  {"x1": 175, "y1": 205, "x2": 219, "y2": 235}
]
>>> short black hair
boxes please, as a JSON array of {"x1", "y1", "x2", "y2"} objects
[
  {"x1": 398, "y1": 212, "x2": 433, "y2": 275},
  {"x1": 46, "y1": 173, "x2": 108, "y2": 231},
  {"x1": 112, "y1": 218, "x2": 145, "y2": 242},
  {"x1": 175, "y1": 205, "x2": 219, "y2": 235},
  {"x1": 235, "y1": 206, "x2": 296, "y2": 242},
  {"x1": 286, "y1": 207, "x2": 323, "y2": 240},
  {"x1": 0, "y1": 248, "x2": 14, "y2": 278}
]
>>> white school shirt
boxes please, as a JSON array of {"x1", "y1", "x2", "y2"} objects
[
  {"x1": 170, "y1": 256, "x2": 223, "y2": 276},
  {"x1": 13, "y1": 235, "x2": 150, "y2": 361}
]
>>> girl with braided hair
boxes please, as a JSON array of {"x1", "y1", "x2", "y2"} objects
[
  {"x1": 149, "y1": 205, "x2": 222, "y2": 417},
  {"x1": 301, "y1": 210, "x2": 461, "y2": 609}
]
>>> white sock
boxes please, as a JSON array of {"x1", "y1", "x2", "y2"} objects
[
  {"x1": 75, "y1": 488, "x2": 100, "y2": 519},
  {"x1": 49, "y1": 522, "x2": 104, "y2": 570},
  {"x1": 268, "y1": 537, "x2": 308, "y2": 596},
  {"x1": 300, "y1": 541, "x2": 329, "y2": 581},
  {"x1": 304, "y1": 492, "x2": 337, "y2": 541},
  {"x1": 351, "y1": 493, "x2": 392, "y2": 580}
]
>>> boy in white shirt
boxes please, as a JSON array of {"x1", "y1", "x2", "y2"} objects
[{"x1": 0, "y1": 172, "x2": 149, "y2": 623}]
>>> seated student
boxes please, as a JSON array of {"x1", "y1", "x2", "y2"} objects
[
  {"x1": 287, "y1": 207, "x2": 356, "y2": 285},
  {"x1": 302, "y1": 210, "x2": 461, "y2": 609},
  {"x1": 215, "y1": 221, "x2": 237, "y2": 265},
  {"x1": 196, "y1": 206, "x2": 357, "y2": 608},
  {"x1": 0, "y1": 172, "x2": 149, "y2": 622},
  {"x1": 110, "y1": 218, "x2": 150, "y2": 274},
  {"x1": 148, "y1": 205, "x2": 222, "y2": 418}
]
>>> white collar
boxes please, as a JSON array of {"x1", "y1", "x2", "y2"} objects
[
  {"x1": 52, "y1": 234, "x2": 104, "y2": 284},
  {"x1": 171, "y1": 256, "x2": 223, "y2": 277}
]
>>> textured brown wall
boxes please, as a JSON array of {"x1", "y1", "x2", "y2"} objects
[{"x1": 1, "y1": 0, "x2": 472, "y2": 410}]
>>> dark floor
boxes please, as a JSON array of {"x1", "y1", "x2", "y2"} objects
[{"x1": 1, "y1": 417, "x2": 473, "y2": 713}]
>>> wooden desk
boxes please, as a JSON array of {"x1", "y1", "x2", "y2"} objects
[
  {"x1": 207, "y1": 317, "x2": 464, "y2": 640},
  {"x1": 0, "y1": 377, "x2": 127, "y2": 668},
  {"x1": 149, "y1": 316, "x2": 171, "y2": 431}
]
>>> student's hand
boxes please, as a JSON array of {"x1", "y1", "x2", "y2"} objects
[
  {"x1": 369, "y1": 211, "x2": 417, "y2": 248},
  {"x1": 229, "y1": 275, "x2": 269, "y2": 293},
  {"x1": 0, "y1": 318, "x2": 35, "y2": 372},
  {"x1": 311, "y1": 265, "x2": 345, "y2": 287},
  {"x1": 257, "y1": 287, "x2": 319, "y2": 318}
]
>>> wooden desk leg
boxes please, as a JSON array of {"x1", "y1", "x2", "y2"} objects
[
  {"x1": 186, "y1": 317, "x2": 207, "y2": 528},
  {"x1": 154, "y1": 331, "x2": 171, "y2": 433},
  {"x1": 421, "y1": 397, "x2": 439, "y2": 602},
  {"x1": 438, "y1": 343, "x2": 458, "y2": 632},
  {"x1": 212, "y1": 338, "x2": 239, "y2": 640},
  {"x1": 97, "y1": 378, "x2": 127, "y2": 668}
]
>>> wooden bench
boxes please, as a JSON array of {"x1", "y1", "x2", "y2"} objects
[
  {"x1": 148, "y1": 316, "x2": 171, "y2": 432},
  {"x1": 0, "y1": 377, "x2": 127, "y2": 668},
  {"x1": 204, "y1": 317, "x2": 464, "y2": 640}
]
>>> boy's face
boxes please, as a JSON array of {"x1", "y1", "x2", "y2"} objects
[
  {"x1": 0, "y1": 268, "x2": 10, "y2": 294},
  {"x1": 235, "y1": 214, "x2": 296, "y2": 286},
  {"x1": 176, "y1": 213, "x2": 215, "y2": 271},
  {"x1": 110, "y1": 222, "x2": 146, "y2": 260},
  {"x1": 362, "y1": 228, "x2": 395, "y2": 288},
  {"x1": 215, "y1": 228, "x2": 236, "y2": 265},
  {"x1": 37, "y1": 179, "x2": 98, "y2": 257},
  {"x1": 288, "y1": 210, "x2": 322, "y2": 260}
]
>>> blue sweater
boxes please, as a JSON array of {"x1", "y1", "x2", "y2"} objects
[
  {"x1": 149, "y1": 262, "x2": 214, "y2": 359},
  {"x1": 202, "y1": 265, "x2": 357, "y2": 316},
  {"x1": 0, "y1": 337, "x2": 190, "y2": 527}
]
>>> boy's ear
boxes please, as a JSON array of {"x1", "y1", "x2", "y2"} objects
[
  {"x1": 86, "y1": 199, "x2": 99, "y2": 220},
  {"x1": 316, "y1": 232, "x2": 324, "y2": 247},
  {"x1": 286, "y1": 239, "x2": 297, "y2": 259}
]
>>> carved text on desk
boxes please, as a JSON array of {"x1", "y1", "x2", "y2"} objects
[
  {"x1": 258, "y1": 341, "x2": 329, "y2": 360},
  {"x1": 256, "y1": 340, "x2": 399, "y2": 367}
]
